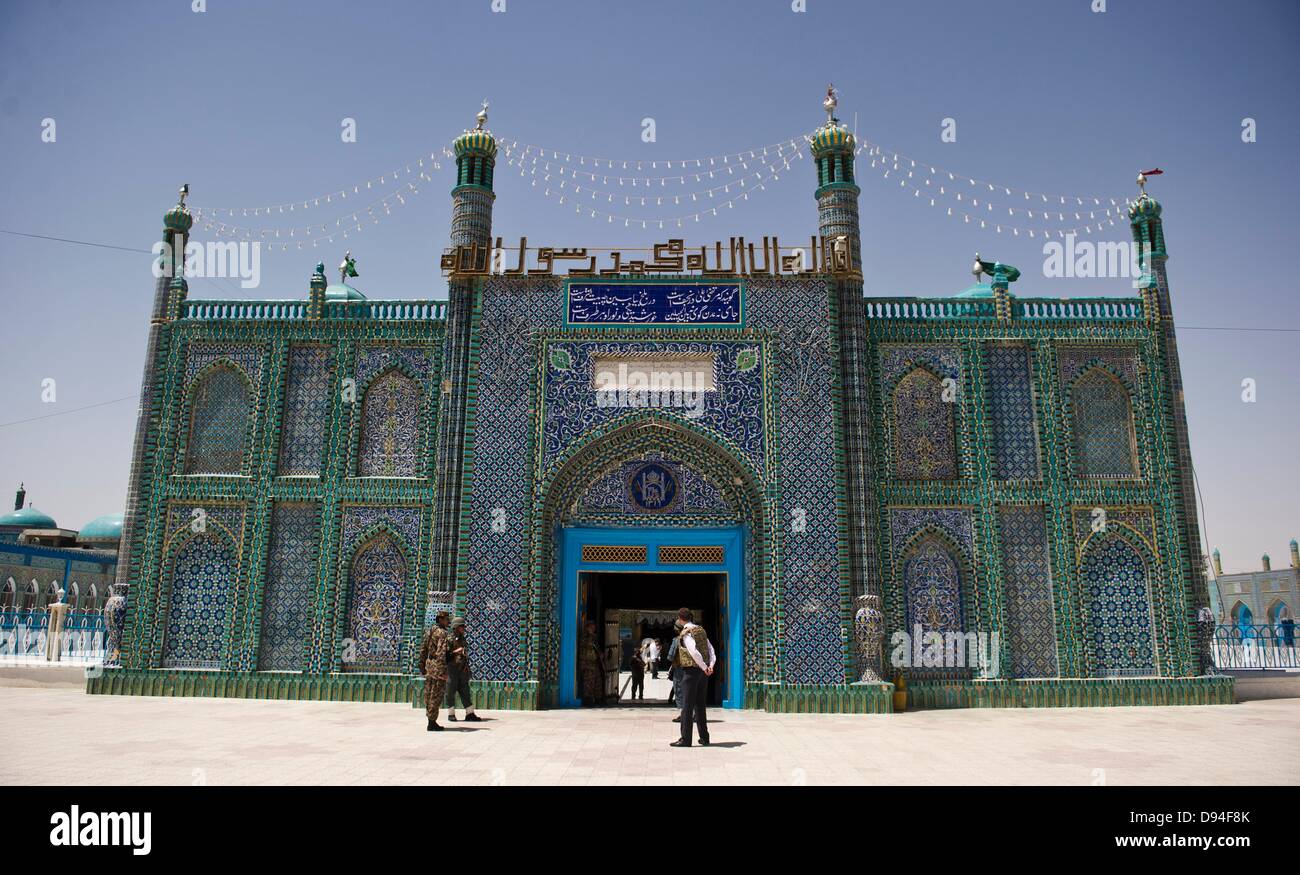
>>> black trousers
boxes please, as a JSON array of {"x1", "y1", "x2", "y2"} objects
[
  {"x1": 631, "y1": 672, "x2": 644, "y2": 699},
  {"x1": 678, "y1": 667, "x2": 709, "y2": 744},
  {"x1": 445, "y1": 666, "x2": 472, "y2": 709}
]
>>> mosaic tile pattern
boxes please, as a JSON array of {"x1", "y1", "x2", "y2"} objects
[
  {"x1": 986, "y1": 345, "x2": 1040, "y2": 480},
  {"x1": 576, "y1": 453, "x2": 736, "y2": 516},
  {"x1": 183, "y1": 365, "x2": 252, "y2": 475},
  {"x1": 355, "y1": 344, "x2": 433, "y2": 388},
  {"x1": 162, "y1": 535, "x2": 235, "y2": 669},
  {"x1": 1070, "y1": 367, "x2": 1138, "y2": 478},
  {"x1": 890, "y1": 507, "x2": 974, "y2": 558},
  {"x1": 1082, "y1": 534, "x2": 1155, "y2": 676},
  {"x1": 997, "y1": 505, "x2": 1058, "y2": 678},
  {"x1": 344, "y1": 533, "x2": 408, "y2": 673},
  {"x1": 891, "y1": 368, "x2": 957, "y2": 480},
  {"x1": 358, "y1": 369, "x2": 422, "y2": 477},
  {"x1": 278, "y1": 346, "x2": 334, "y2": 476},
  {"x1": 902, "y1": 538, "x2": 964, "y2": 638},
  {"x1": 257, "y1": 503, "x2": 320, "y2": 672},
  {"x1": 184, "y1": 342, "x2": 264, "y2": 385}
]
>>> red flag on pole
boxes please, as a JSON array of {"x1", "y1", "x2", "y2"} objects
[{"x1": 1140, "y1": 168, "x2": 1164, "y2": 176}]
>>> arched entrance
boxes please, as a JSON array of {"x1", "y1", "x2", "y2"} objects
[{"x1": 529, "y1": 412, "x2": 770, "y2": 710}]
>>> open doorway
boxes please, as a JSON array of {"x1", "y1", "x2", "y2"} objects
[{"x1": 579, "y1": 571, "x2": 726, "y2": 707}]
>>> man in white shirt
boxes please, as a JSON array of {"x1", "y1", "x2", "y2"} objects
[{"x1": 669, "y1": 607, "x2": 715, "y2": 747}]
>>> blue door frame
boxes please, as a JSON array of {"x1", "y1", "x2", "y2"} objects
[{"x1": 558, "y1": 525, "x2": 745, "y2": 709}]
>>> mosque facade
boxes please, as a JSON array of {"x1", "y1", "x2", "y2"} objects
[{"x1": 89, "y1": 97, "x2": 1232, "y2": 711}]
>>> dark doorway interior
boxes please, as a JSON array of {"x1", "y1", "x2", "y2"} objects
[{"x1": 580, "y1": 571, "x2": 725, "y2": 707}]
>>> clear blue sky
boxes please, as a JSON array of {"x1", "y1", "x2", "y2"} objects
[{"x1": 1, "y1": 0, "x2": 1295, "y2": 574}]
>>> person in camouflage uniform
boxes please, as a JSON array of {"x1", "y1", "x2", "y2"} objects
[
  {"x1": 445, "y1": 616, "x2": 481, "y2": 722},
  {"x1": 417, "y1": 610, "x2": 451, "y2": 731},
  {"x1": 579, "y1": 620, "x2": 606, "y2": 706}
]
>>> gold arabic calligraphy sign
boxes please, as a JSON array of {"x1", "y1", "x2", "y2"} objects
[{"x1": 439, "y1": 236, "x2": 859, "y2": 279}]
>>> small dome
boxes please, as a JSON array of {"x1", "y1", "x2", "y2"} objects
[
  {"x1": 324, "y1": 282, "x2": 366, "y2": 301},
  {"x1": 453, "y1": 128, "x2": 498, "y2": 159},
  {"x1": 0, "y1": 506, "x2": 57, "y2": 530},
  {"x1": 1128, "y1": 192, "x2": 1161, "y2": 221},
  {"x1": 78, "y1": 513, "x2": 124, "y2": 544},
  {"x1": 810, "y1": 122, "x2": 855, "y2": 157},
  {"x1": 164, "y1": 202, "x2": 194, "y2": 233},
  {"x1": 955, "y1": 282, "x2": 995, "y2": 299}
]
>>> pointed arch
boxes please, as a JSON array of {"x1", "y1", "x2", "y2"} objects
[
  {"x1": 183, "y1": 362, "x2": 254, "y2": 475},
  {"x1": 1267, "y1": 599, "x2": 1291, "y2": 625},
  {"x1": 67, "y1": 582, "x2": 80, "y2": 610},
  {"x1": 161, "y1": 531, "x2": 238, "y2": 669},
  {"x1": 899, "y1": 529, "x2": 968, "y2": 653},
  {"x1": 1231, "y1": 600, "x2": 1255, "y2": 639},
  {"x1": 1080, "y1": 532, "x2": 1155, "y2": 676},
  {"x1": 1069, "y1": 366, "x2": 1138, "y2": 478},
  {"x1": 357, "y1": 366, "x2": 423, "y2": 477},
  {"x1": 87, "y1": 582, "x2": 99, "y2": 611},
  {"x1": 891, "y1": 366, "x2": 957, "y2": 480},
  {"x1": 342, "y1": 527, "x2": 411, "y2": 672},
  {"x1": 1, "y1": 578, "x2": 14, "y2": 609},
  {"x1": 530, "y1": 410, "x2": 771, "y2": 693}
]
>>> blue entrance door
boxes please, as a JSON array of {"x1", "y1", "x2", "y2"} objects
[{"x1": 558, "y1": 525, "x2": 745, "y2": 709}]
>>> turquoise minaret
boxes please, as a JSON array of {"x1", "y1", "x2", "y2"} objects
[
  {"x1": 110, "y1": 185, "x2": 192, "y2": 666},
  {"x1": 811, "y1": 87, "x2": 878, "y2": 668},
  {"x1": 431, "y1": 105, "x2": 498, "y2": 598},
  {"x1": 1129, "y1": 173, "x2": 1209, "y2": 621}
]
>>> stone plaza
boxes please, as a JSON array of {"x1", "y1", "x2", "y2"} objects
[{"x1": 3, "y1": 683, "x2": 1295, "y2": 785}]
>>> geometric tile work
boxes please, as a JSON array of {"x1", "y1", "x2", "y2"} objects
[
  {"x1": 997, "y1": 505, "x2": 1058, "y2": 678},
  {"x1": 891, "y1": 368, "x2": 957, "y2": 480},
  {"x1": 1081, "y1": 534, "x2": 1155, "y2": 676},
  {"x1": 576, "y1": 453, "x2": 736, "y2": 517},
  {"x1": 184, "y1": 342, "x2": 264, "y2": 385},
  {"x1": 162, "y1": 534, "x2": 236, "y2": 669},
  {"x1": 343, "y1": 532, "x2": 408, "y2": 673},
  {"x1": 890, "y1": 507, "x2": 974, "y2": 558},
  {"x1": 1070, "y1": 368, "x2": 1138, "y2": 478},
  {"x1": 257, "y1": 503, "x2": 321, "y2": 672},
  {"x1": 985, "y1": 345, "x2": 1040, "y2": 480},
  {"x1": 278, "y1": 346, "x2": 334, "y2": 476},
  {"x1": 183, "y1": 365, "x2": 252, "y2": 475},
  {"x1": 341, "y1": 506, "x2": 423, "y2": 555},
  {"x1": 358, "y1": 369, "x2": 422, "y2": 477},
  {"x1": 901, "y1": 538, "x2": 965, "y2": 640}
]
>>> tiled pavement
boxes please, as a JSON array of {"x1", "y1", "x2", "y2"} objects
[{"x1": 2, "y1": 686, "x2": 1297, "y2": 785}]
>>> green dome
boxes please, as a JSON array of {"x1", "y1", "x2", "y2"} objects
[
  {"x1": 78, "y1": 513, "x2": 123, "y2": 543},
  {"x1": 164, "y1": 203, "x2": 194, "y2": 233},
  {"x1": 1128, "y1": 192, "x2": 1161, "y2": 221},
  {"x1": 0, "y1": 506, "x2": 57, "y2": 530},
  {"x1": 810, "y1": 122, "x2": 855, "y2": 157},
  {"x1": 956, "y1": 282, "x2": 995, "y2": 299},
  {"x1": 324, "y1": 282, "x2": 366, "y2": 301},
  {"x1": 453, "y1": 128, "x2": 498, "y2": 159}
]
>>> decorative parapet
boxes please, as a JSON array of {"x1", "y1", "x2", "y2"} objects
[
  {"x1": 180, "y1": 299, "x2": 447, "y2": 322},
  {"x1": 864, "y1": 296, "x2": 1145, "y2": 324}
]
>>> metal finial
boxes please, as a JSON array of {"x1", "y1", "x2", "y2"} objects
[
  {"x1": 178, "y1": 184, "x2": 190, "y2": 207},
  {"x1": 971, "y1": 253, "x2": 984, "y2": 278},
  {"x1": 339, "y1": 250, "x2": 354, "y2": 284},
  {"x1": 1136, "y1": 172, "x2": 1146, "y2": 194},
  {"x1": 823, "y1": 84, "x2": 838, "y2": 123},
  {"x1": 475, "y1": 100, "x2": 489, "y2": 131}
]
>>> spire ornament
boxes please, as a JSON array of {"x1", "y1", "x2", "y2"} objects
[
  {"x1": 475, "y1": 99, "x2": 489, "y2": 131},
  {"x1": 823, "y1": 83, "x2": 838, "y2": 124}
]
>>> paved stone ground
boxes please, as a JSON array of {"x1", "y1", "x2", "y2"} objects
[{"x1": 3, "y1": 686, "x2": 1297, "y2": 785}]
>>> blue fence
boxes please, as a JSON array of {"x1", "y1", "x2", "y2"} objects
[
  {"x1": 0, "y1": 608, "x2": 104, "y2": 661},
  {"x1": 1212, "y1": 623, "x2": 1300, "y2": 670}
]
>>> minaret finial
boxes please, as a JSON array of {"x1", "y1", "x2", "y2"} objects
[
  {"x1": 475, "y1": 100, "x2": 489, "y2": 131},
  {"x1": 823, "y1": 83, "x2": 838, "y2": 124},
  {"x1": 338, "y1": 250, "x2": 358, "y2": 284},
  {"x1": 971, "y1": 253, "x2": 983, "y2": 279},
  {"x1": 178, "y1": 183, "x2": 189, "y2": 207}
]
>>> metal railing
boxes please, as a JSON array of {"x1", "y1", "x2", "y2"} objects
[
  {"x1": 1211, "y1": 623, "x2": 1300, "y2": 670},
  {"x1": 0, "y1": 608, "x2": 105, "y2": 663}
]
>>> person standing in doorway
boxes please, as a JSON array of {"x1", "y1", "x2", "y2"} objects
[
  {"x1": 670, "y1": 608, "x2": 715, "y2": 747},
  {"x1": 580, "y1": 619, "x2": 606, "y2": 706},
  {"x1": 667, "y1": 619, "x2": 683, "y2": 715},
  {"x1": 416, "y1": 610, "x2": 451, "y2": 732},
  {"x1": 649, "y1": 637, "x2": 662, "y2": 679},
  {"x1": 629, "y1": 649, "x2": 646, "y2": 700},
  {"x1": 445, "y1": 617, "x2": 481, "y2": 722}
]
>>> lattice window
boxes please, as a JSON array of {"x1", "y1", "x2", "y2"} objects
[
  {"x1": 997, "y1": 506, "x2": 1058, "y2": 678},
  {"x1": 658, "y1": 545, "x2": 725, "y2": 565},
  {"x1": 892, "y1": 368, "x2": 957, "y2": 480},
  {"x1": 343, "y1": 533, "x2": 407, "y2": 672},
  {"x1": 986, "y1": 345, "x2": 1041, "y2": 479},
  {"x1": 581, "y1": 545, "x2": 647, "y2": 564},
  {"x1": 1082, "y1": 535, "x2": 1154, "y2": 676},
  {"x1": 279, "y1": 346, "x2": 334, "y2": 476},
  {"x1": 162, "y1": 535, "x2": 236, "y2": 669},
  {"x1": 358, "y1": 369, "x2": 421, "y2": 477},
  {"x1": 257, "y1": 503, "x2": 320, "y2": 672},
  {"x1": 903, "y1": 538, "x2": 964, "y2": 641},
  {"x1": 183, "y1": 365, "x2": 252, "y2": 475},
  {"x1": 1070, "y1": 368, "x2": 1138, "y2": 478}
]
